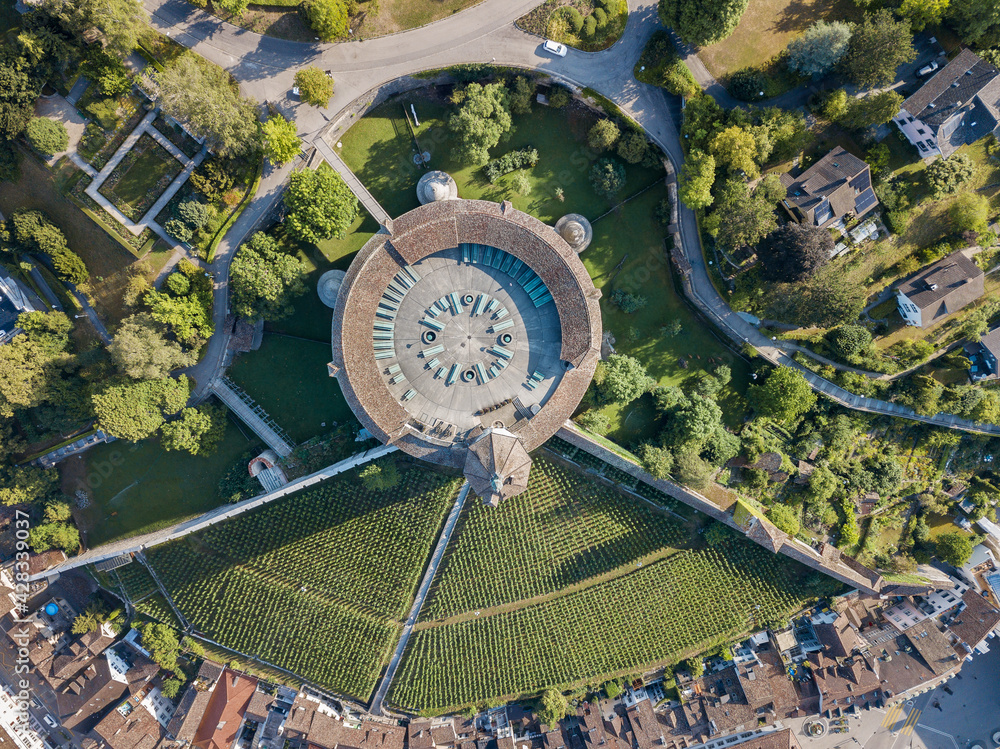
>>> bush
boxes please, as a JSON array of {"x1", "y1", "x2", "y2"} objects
[
  {"x1": 304, "y1": 0, "x2": 348, "y2": 40},
  {"x1": 563, "y1": 6, "x2": 584, "y2": 33},
  {"x1": 483, "y1": 147, "x2": 539, "y2": 182},
  {"x1": 617, "y1": 131, "x2": 650, "y2": 164},
  {"x1": 87, "y1": 99, "x2": 120, "y2": 131},
  {"x1": 925, "y1": 154, "x2": 976, "y2": 198},
  {"x1": 611, "y1": 288, "x2": 647, "y2": 313},
  {"x1": 178, "y1": 199, "x2": 212, "y2": 230},
  {"x1": 583, "y1": 15, "x2": 597, "y2": 37},
  {"x1": 593, "y1": 7, "x2": 608, "y2": 28},
  {"x1": 588, "y1": 119, "x2": 620, "y2": 150},
  {"x1": 589, "y1": 157, "x2": 626, "y2": 198},
  {"x1": 189, "y1": 157, "x2": 238, "y2": 203},
  {"x1": 576, "y1": 409, "x2": 611, "y2": 435},
  {"x1": 165, "y1": 219, "x2": 193, "y2": 243},
  {"x1": 166, "y1": 272, "x2": 190, "y2": 296},
  {"x1": 548, "y1": 85, "x2": 571, "y2": 108},
  {"x1": 510, "y1": 171, "x2": 532, "y2": 196},
  {"x1": 26, "y1": 118, "x2": 68, "y2": 156},
  {"x1": 729, "y1": 68, "x2": 766, "y2": 101}
]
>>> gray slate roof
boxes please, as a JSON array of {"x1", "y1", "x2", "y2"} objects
[
  {"x1": 896, "y1": 250, "x2": 984, "y2": 325},
  {"x1": 780, "y1": 147, "x2": 877, "y2": 227}
]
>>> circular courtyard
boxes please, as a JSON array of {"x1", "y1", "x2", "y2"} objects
[{"x1": 330, "y1": 198, "x2": 602, "y2": 504}]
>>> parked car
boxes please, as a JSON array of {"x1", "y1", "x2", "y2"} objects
[
  {"x1": 43, "y1": 715, "x2": 58, "y2": 729},
  {"x1": 543, "y1": 40, "x2": 568, "y2": 57},
  {"x1": 917, "y1": 61, "x2": 940, "y2": 77}
]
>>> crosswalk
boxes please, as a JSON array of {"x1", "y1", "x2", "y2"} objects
[{"x1": 881, "y1": 703, "x2": 921, "y2": 735}]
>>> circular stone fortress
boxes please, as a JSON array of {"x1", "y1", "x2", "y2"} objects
[{"x1": 329, "y1": 199, "x2": 602, "y2": 507}]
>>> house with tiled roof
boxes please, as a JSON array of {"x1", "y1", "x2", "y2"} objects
[
  {"x1": 190, "y1": 669, "x2": 258, "y2": 749},
  {"x1": 947, "y1": 588, "x2": 1000, "y2": 653},
  {"x1": 167, "y1": 660, "x2": 225, "y2": 744},
  {"x1": 894, "y1": 49, "x2": 1000, "y2": 158},
  {"x1": 895, "y1": 250, "x2": 984, "y2": 328},
  {"x1": 779, "y1": 147, "x2": 879, "y2": 230},
  {"x1": 285, "y1": 694, "x2": 404, "y2": 749},
  {"x1": 90, "y1": 694, "x2": 168, "y2": 749},
  {"x1": 964, "y1": 326, "x2": 1000, "y2": 381}
]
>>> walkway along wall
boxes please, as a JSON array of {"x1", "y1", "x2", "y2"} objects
[
  {"x1": 28, "y1": 443, "x2": 398, "y2": 582},
  {"x1": 554, "y1": 424, "x2": 949, "y2": 596}
]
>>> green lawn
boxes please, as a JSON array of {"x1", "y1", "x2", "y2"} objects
[
  {"x1": 338, "y1": 91, "x2": 750, "y2": 442},
  {"x1": 228, "y1": 334, "x2": 356, "y2": 444},
  {"x1": 77, "y1": 418, "x2": 258, "y2": 547},
  {"x1": 104, "y1": 137, "x2": 182, "y2": 210}
]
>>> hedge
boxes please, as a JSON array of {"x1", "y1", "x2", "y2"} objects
[
  {"x1": 483, "y1": 148, "x2": 539, "y2": 183},
  {"x1": 206, "y1": 160, "x2": 263, "y2": 262}
]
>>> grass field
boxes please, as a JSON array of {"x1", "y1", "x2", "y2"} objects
[
  {"x1": 697, "y1": 0, "x2": 861, "y2": 80},
  {"x1": 146, "y1": 461, "x2": 462, "y2": 698},
  {"x1": 75, "y1": 418, "x2": 258, "y2": 547},
  {"x1": 420, "y1": 457, "x2": 692, "y2": 620},
  {"x1": 392, "y1": 531, "x2": 817, "y2": 712},
  {"x1": 339, "y1": 91, "x2": 751, "y2": 440}
]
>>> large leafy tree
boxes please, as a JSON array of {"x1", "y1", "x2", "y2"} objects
[
  {"x1": 838, "y1": 90, "x2": 904, "y2": 131},
  {"x1": 39, "y1": 0, "x2": 147, "y2": 59},
  {"x1": 925, "y1": 154, "x2": 976, "y2": 198},
  {"x1": 92, "y1": 376, "x2": 189, "y2": 441},
  {"x1": 711, "y1": 174, "x2": 785, "y2": 251},
  {"x1": 10, "y1": 210, "x2": 88, "y2": 285},
  {"x1": 0, "y1": 465, "x2": 59, "y2": 506},
  {"x1": 709, "y1": 126, "x2": 759, "y2": 178},
  {"x1": 935, "y1": 532, "x2": 975, "y2": 567},
  {"x1": 597, "y1": 354, "x2": 654, "y2": 405},
  {"x1": 537, "y1": 689, "x2": 569, "y2": 729},
  {"x1": 841, "y1": 10, "x2": 916, "y2": 90},
  {"x1": 261, "y1": 115, "x2": 300, "y2": 165},
  {"x1": 749, "y1": 366, "x2": 816, "y2": 423},
  {"x1": 230, "y1": 232, "x2": 308, "y2": 321},
  {"x1": 144, "y1": 290, "x2": 213, "y2": 344},
  {"x1": 295, "y1": 67, "x2": 334, "y2": 108},
  {"x1": 29, "y1": 522, "x2": 80, "y2": 553},
  {"x1": 828, "y1": 324, "x2": 873, "y2": 360},
  {"x1": 110, "y1": 313, "x2": 196, "y2": 380},
  {"x1": 658, "y1": 0, "x2": 749, "y2": 46},
  {"x1": 0, "y1": 336, "x2": 48, "y2": 417},
  {"x1": 448, "y1": 82, "x2": 512, "y2": 165},
  {"x1": 900, "y1": 0, "x2": 950, "y2": 31},
  {"x1": 947, "y1": 0, "x2": 1000, "y2": 45},
  {"x1": 678, "y1": 149, "x2": 715, "y2": 209},
  {"x1": 757, "y1": 222, "x2": 832, "y2": 282},
  {"x1": 284, "y1": 166, "x2": 359, "y2": 243},
  {"x1": 769, "y1": 504, "x2": 800, "y2": 535},
  {"x1": 304, "y1": 0, "x2": 348, "y2": 41},
  {"x1": 0, "y1": 57, "x2": 40, "y2": 141},
  {"x1": 149, "y1": 54, "x2": 258, "y2": 157},
  {"x1": 160, "y1": 405, "x2": 226, "y2": 455},
  {"x1": 786, "y1": 20, "x2": 852, "y2": 78}
]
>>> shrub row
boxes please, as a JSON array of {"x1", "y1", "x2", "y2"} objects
[{"x1": 483, "y1": 147, "x2": 539, "y2": 183}]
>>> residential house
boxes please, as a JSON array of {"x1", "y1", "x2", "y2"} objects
[
  {"x1": 893, "y1": 49, "x2": 1000, "y2": 158},
  {"x1": 167, "y1": 660, "x2": 225, "y2": 744},
  {"x1": 0, "y1": 267, "x2": 38, "y2": 345},
  {"x1": 284, "y1": 693, "x2": 404, "y2": 749},
  {"x1": 779, "y1": 147, "x2": 879, "y2": 231},
  {"x1": 964, "y1": 326, "x2": 1000, "y2": 381},
  {"x1": 947, "y1": 588, "x2": 1000, "y2": 653},
  {"x1": 895, "y1": 250, "x2": 984, "y2": 328}
]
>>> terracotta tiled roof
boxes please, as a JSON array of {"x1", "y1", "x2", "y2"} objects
[
  {"x1": 814, "y1": 613, "x2": 863, "y2": 659},
  {"x1": 92, "y1": 701, "x2": 167, "y2": 749},
  {"x1": 191, "y1": 670, "x2": 258, "y2": 749}
]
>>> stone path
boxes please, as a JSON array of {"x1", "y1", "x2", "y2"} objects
[
  {"x1": 314, "y1": 138, "x2": 390, "y2": 226},
  {"x1": 369, "y1": 481, "x2": 471, "y2": 716}
]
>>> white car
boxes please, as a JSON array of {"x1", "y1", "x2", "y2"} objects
[
  {"x1": 43, "y1": 715, "x2": 58, "y2": 729},
  {"x1": 543, "y1": 40, "x2": 568, "y2": 57},
  {"x1": 917, "y1": 61, "x2": 940, "y2": 77}
]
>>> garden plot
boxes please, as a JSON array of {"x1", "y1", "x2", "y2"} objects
[{"x1": 98, "y1": 133, "x2": 183, "y2": 221}]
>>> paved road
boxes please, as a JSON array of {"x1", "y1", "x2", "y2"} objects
[
  {"x1": 28, "y1": 253, "x2": 112, "y2": 344},
  {"x1": 369, "y1": 482, "x2": 471, "y2": 716},
  {"x1": 25, "y1": 256, "x2": 64, "y2": 311}
]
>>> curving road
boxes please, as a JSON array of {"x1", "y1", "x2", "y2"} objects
[{"x1": 146, "y1": 0, "x2": 1000, "y2": 434}]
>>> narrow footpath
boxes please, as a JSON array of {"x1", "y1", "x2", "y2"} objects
[{"x1": 369, "y1": 482, "x2": 471, "y2": 716}]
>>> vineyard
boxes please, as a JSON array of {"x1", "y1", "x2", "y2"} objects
[
  {"x1": 146, "y1": 462, "x2": 462, "y2": 699},
  {"x1": 391, "y1": 536, "x2": 815, "y2": 712},
  {"x1": 114, "y1": 561, "x2": 158, "y2": 602},
  {"x1": 421, "y1": 457, "x2": 692, "y2": 620}
]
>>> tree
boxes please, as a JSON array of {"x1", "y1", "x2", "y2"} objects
[
  {"x1": 828, "y1": 324, "x2": 872, "y2": 360},
  {"x1": 448, "y1": 82, "x2": 512, "y2": 165},
  {"x1": 161, "y1": 405, "x2": 226, "y2": 455},
  {"x1": 177, "y1": 200, "x2": 211, "y2": 230},
  {"x1": 149, "y1": 54, "x2": 259, "y2": 157},
  {"x1": 588, "y1": 119, "x2": 620, "y2": 151},
  {"x1": 946, "y1": 0, "x2": 1000, "y2": 45},
  {"x1": 678, "y1": 149, "x2": 715, "y2": 209},
  {"x1": 110, "y1": 314, "x2": 196, "y2": 380},
  {"x1": 841, "y1": 10, "x2": 916, "y2": 90},
  {"x1": 685, "y1": 656, "x2": 705, "y2": 678},
  {"x1": 217, "y1": 0, "x2": 250, "y2": 16},
  {"x1": 230, "y1": 232, "x2": 308, "y2": 321},
  {"x1": 902, "y1": 374, "x2": 943, "y2": 416},
  {"x1": 709, "y1": 126, "x2": 759, "y2": 178},
  {"x1": 0, "y1": 336, "x2": 48, "y2": 417},
  {"x1": 639, "y1": 444, "x2": 674, "y2": 479},
  {"x1": 509, "y1": 76, "x2": 536, "y2": 115},
  {"x1": 616, "y1": 131, "x2": 649, "y2": 164},
  {"x1": 576, "y1": 409, "x2": 611, "y2": 435},
  {"x1": 25, "y1": 118, "x2": 67, "y2": 156},
  {"x1": 0, "y1": 60, "x2": 38, "y2": 141},
  {"x1": 18, "y1": 310, "x2": 71, "y2": 355},
  {"x1": 29, "y1": 522, "x2": 80, "y2": 553},
  {"x1": 43, "y1": 0, "x2": 148, "y2": 60},
  {"x1": 538, "y1": 688, "x2": 569, "y2": 729},
  {"x1": 165, "y1": 219, "x2": 193, "y2": 243},
  {"x1": 935, "y1": 532, "x2": 975, "y2": 566},
  {"x1": 749, "y1": 366, "x2": 816, "y2": 423},
  {"x1": 712, "y1": 175, "x2": 785, "y2": 251},
  {"x1": 144, "y1": 290, "x2": 213, "y2": 343},
  {"x1": 665, "y1": 397, "x2": 723, "y2": 449},
  {"x1": 44, "y1": 499, "x2": 72, "y2": 523},
  {"x1": 757, "y1": 222, "x2": 832, "y2": 282},
  {"x1": 262, "y1": 115, "x2": 300, "y2": 165},
  {"x1": 161, "y1": 678, "x2": 183, "y2": 699},
  {"x1": 11, "y1": 210, "x2": 88, "y2": 285},
  {"x1": 510, "y1": 171, "x2": 531, "y2": 196},
  {"x1": 284, "y1": 167, "x2": 359, "y2": 243},
  {"x1": 925, "y1": 154, "x2": 976, "y2": 198},
  {"x1": 81, "y1": 48, "x2": 131, "y2": 96},
  {"x1": 139, "y1": 622, "x2": 181, "y2": 671},
  {"x1": 839, "y1": 91, "x2": 904, "y2": 131},
  {"x1": 92, "y1": 376, "x2": 189, "y2": 441},
  {"x1": 949, "y1": 191, "x2": 989, "y2": 233},
  {"x1": 769, "y1": 504, "x2": 801, "y2": 535},
  {"x1": 900, "y1": 0, "x2": 950, "y2": 31},
  {"x1": 589, "y1": 158, "x2": 626, "y2": 198},
  {"x1": 295, "y1": 67, "x2": 334, "y2": 108},
  {"x1": 598, "y1": 354, "x2": 653, "y2": 404},
  {"x1": 786, "y1": 20, "x2": 852, "y2": 77},
  {"x1": 359, "y1": 462, "x2": 401, "y2": 492},
  {"x1": 304, "y1": 0, "x2": 348, "y2": 40},
  {"x1": 658, "y1": 0, "x2": 749, "y2": 46},
  {"x1": 0, "y1": 464, "x2": 59, "y2": 506}
]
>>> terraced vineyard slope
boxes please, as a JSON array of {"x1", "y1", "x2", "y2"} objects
[{"x1": 147, "y1": 460, "x2": 462, "y2": 699}]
